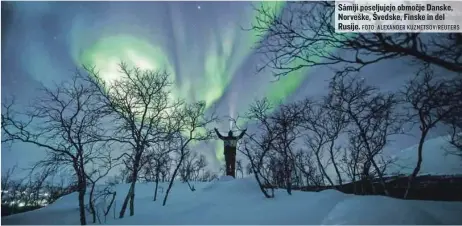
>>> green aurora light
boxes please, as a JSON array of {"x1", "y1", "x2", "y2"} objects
[{"x1": 73, "y1": 2, "x2": 335, "y2": 164}]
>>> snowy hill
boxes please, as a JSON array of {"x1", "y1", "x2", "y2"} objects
[
  {"x1": 388, "y1": 135, "x2": 462, "y2": 176},
  {"x1": 3, "y1": 176, "x2": 462, "y2": 225}
]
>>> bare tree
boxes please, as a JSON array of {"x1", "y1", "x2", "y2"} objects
[
  {"x1": 141, "y1": 143, "x2": 173, "y2": 201},
  {"x1": 267, "y1": 102, "x2": 306, "y2": 195},
  {"x1": 249, "y1": 2, "x2": 462, "y2": 78},
  {"x1": 441, "y1": 78, "x2": 462, "y2": 158},
  {"x1": 179, "y1": 152, "x2": 207, "y2": 191},
  {"x1": 44, "y1": 177, "x2": 73, "y2": 206},
  {"x1": 245, "y1": 162, "x2": 253, "y2": 176},
  {"x1": 339, "y1": 141, "x2": 362, "y2": 193},
  {"x1": 298, "y1": 96, "x2": 348, "y2": 188},
  {"x1": 295, "y1": 150, "x2": 324, "y2": 188},
  {"x1": 239, "y1": 99, "x2": 277, "y2": 198},
  {"x1": 197, "y1": 170, "x2": 218, "y2": 182},
  {"x1": 328, "y1": 75, "x2": 402, "y2": 195},
  {"x1": 448, "y1": 123, "x2": 462, "y2": 158},
  {"x1": 267, "y1": 154, "x2": 285, "y2": 187},
  {"x1": 240, "y1": 138, "x2": 275, "y2": 198},
  {"x1": 85, "y1": 63, "x2": 180, "y2": 218},
  {"x1": 235, "y1": 160, "x2": 244, "y2": 178},
  {"x1": 401, "y1": 68, "x2": 460, "y2": 198},
  {"x1": 2, "y1": 72, "x2": 107, "y2": 225},
  {"x1": 162, "y1": 101, "x2": 216, "y2": 206},
  {"x1": 322, "y1": 98, "x2": 351, "y2": 186},
  {"x1": 85, "y1": 149, "x2": 117, "y2": 224},
  {"x1": 4, "y1": 177, "x2": 26, "y2": 208},
  {"x1": 1, "y1": 165, "x2": 18, "y2": 200},
  {"x1": 26, "y1": 166, "x2": 56, "y2": 207},
  {"x1": 302, "y1": 101, "x2": 336, "y2": 187},
  {"x1": 102, "y1": 190, "x2": 117, "y2": 223},
  {"x1": 242, "y1": 98, "x2": 307, "y2": 196}
]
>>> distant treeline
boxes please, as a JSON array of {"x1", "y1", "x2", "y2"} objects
[
  {"x1": 265, "y1": 174, "x2": 462, "y2": 202},
  {"x1": 1, "y1": 205, "x2": 43, "y2": 217}
]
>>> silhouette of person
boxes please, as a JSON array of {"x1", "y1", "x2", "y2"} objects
[{"x1": 214, "y1": 128, "x2": 246, "y2": 178}]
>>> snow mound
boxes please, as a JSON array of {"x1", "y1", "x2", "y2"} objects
[
  {"x1": 45, "y1": 192, "x2": 80, "y2": 210},
  {"x1": 202, "y1": 176, "x2": 259, "y2": 194},
  {"x1": 323, "y1": 195, "x2": 440, "y2": 225},
  {"x1": 3, "y1": 177, "x2": 462, "y2": 225},
  {"x1": 389, "y1": 135, "x2": 462, "y2": 176}
]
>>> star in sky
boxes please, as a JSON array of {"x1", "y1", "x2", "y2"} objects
[{"x1": 1, "y1": 1, "x2": 425, "y2": 176}]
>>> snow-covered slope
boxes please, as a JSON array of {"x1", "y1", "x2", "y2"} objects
[
  {"x1": 3, "y1": 176, "x2": 462, "y2": 225},
  {"x1": 388, "y1": 135, "x2": 462, "y2": 176}
]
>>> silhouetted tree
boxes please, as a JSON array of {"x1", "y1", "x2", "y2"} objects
[
  {"x1": 339, "y1": 140, "x2": 362, "y2": 193},
  {"x1": 235, "y1": 160, "x2": 244, "y2": 178},
  {"x1": 163, "y1": 102, "x2": 216, "y2": 206},
  {"x1": 302, "y1": 101, "x2": 336, "y2": 186},
  {"x1": 249, "y1": 2, "x2": 462, "y2": 78},
  {"x1": 45, "y1": 177, "x2": 72, "y2": 205},
  {"x1": 401, "y1": 68, "x2": 461, "y2": 198},
  {"x1": 328, "y1": 75, "x2": 402, "y2": 195},
  {"x1": 240, "y1": 138, "x2": 274, "y2": 198},
  {"x1": 179, "y1": 152, "x2": 207, "y2": 190},
  {"x1": 1, "y1": 165, "x2": 18, "y2": 200},
  {"x1": 243, "y1": 98, "x2": 307, "y2": 196},
  {"x1": 293, "y1": 150, "x2": 323, "y2": 187},
  {"x1": 26, "y1": 167, "x2": 56, "y2": 207},
  {"x1": 269, "y1": 101, "x2": 306, "y2": 195},
  {"x1": 85, "y1": 151, "x2": 117, "y2": 224},
  {"x1": 441, "y1": 78, "x2": 462, "y2": 158},
  {"x1": 241, "y1": 99, "x2": 278, "y2": 198},
  {"x1": 140, "y1": 144, "x2": 173, "y2": 201},
  {"x1": 2, "y1": 72, "x2": 108, "y2": 225},
  {"x1": 85, "y1": 63, "x2": 181, "y2": 218}
]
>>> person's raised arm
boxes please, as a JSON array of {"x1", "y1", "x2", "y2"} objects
[
  {"x1": 214, "y1": 128, "x2": 224, "y2": 139},
  {"x1": 238, "y1": 129, "x2": 247, "y2": 139}
]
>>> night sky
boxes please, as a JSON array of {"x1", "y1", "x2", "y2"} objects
[{"x1": 1, "y1": 1, "x2": 445, "y2": 178}]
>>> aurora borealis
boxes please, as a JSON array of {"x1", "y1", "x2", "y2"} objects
[
  {"x1": 2, "y1": 1, "x2": 442, "y2": 177},
  {"x1": 3, "y1": 1, "x2": 310, "y2": 170},
  {"x1": 74, "y1": 1, "x2": 287, "y2": 110}
]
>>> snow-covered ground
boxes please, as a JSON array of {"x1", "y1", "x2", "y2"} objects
[
  {"x1": 3, "y1": 175, "x2": 462, "y2": 225},
  {"x1": 3, "y1": 135, "x2": 462, "y2": 225}
]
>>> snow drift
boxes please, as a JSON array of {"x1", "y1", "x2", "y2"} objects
[
  {"x1": 3, "y1": 175, "x2": 462, "y2": 225},
  {"x1": 388, "y1": 135, "x2": 462, "y2": 176}
]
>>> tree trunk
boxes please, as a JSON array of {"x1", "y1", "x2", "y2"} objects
[
  {"x1": 154, "y1": 169, "x2": 160, "y2": 201},
  {"x1": 351, "y1": 170, "x2": 357, "y2": 194},
  {"x1": 351, "y1": 161, "x2": 358, "y2": 194},
  {"x1": 255, "y1": 171, "x2": 273, "y2": 198},
  {"x1": 89, "y1": 183, "x2": 97, "y2": 223},
  {"x1": 404, "y1": 130, "x2": 428, "y2": 199},
  {"x1": 119, "y1": 152, "x2": 141, "y2": 218},
  {"x1": 119, "y1": 182, "x2": 134, "y2": 218},
  {"x1": 369, "y1": 157, "x2": 389, "y2": 196},
  {"x1": 129, "y1": 188, "x2": 135, "y2": 216},
  {"x1": 284, "y1": 152, "x2": 292, "y2": 195},
  {"x1": 315, "y1": 150, "x2": 334, "y2": 186},
  {"x1": 249, "y1": 153, "x2": 273, "y2": 198},
  {"x1": 78, "y1": 186, "x2": 87, "y2": 225},
  {"x1": 75, "y1": 162, "x2": 87, "y2": 226},
  {"x1": 329, "y1": 141, "x2": 343, "y2": 186},
  {"x1": 286, "y1": 172, "x2": 292, "y2": 195},
  {"x1": 104, "y1": 192, "x2": 116, "y2": 222},
  {"x1": 361, "y1": 161, "x2": 371, "y2": 194},
  {"x1": 163, "y1": 155, "x2": 185, "y2": 206},
  {"x1": 185, "y1": 179, "x2": 196, "y2": 191}
]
